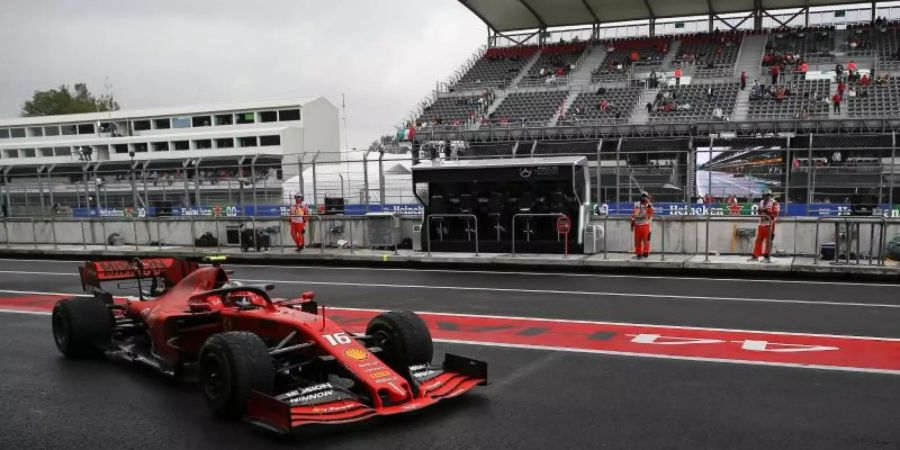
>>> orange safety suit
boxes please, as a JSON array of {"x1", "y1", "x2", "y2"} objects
[
  {"x1": 289, "y1": 201, "x2": 310, "y2": 248},
  {"x1": 632, "y1": 200, "x2": 654, "y2": 257},
  {"x1": 753, "y1": 198, "x2": 780, "y2": 258}
]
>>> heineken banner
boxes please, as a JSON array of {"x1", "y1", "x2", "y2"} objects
[{"x1": 596, "y1": 203, "x2": 900, "y2": 218}]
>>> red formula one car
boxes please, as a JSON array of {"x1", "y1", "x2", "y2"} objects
[{"x1": 51, "y1": 257, "x2": 487, "y2": 433}]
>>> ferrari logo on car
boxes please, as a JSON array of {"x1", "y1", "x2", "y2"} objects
[{"x1": 343, "y1": 348, "x2": 368, "y2": 360}]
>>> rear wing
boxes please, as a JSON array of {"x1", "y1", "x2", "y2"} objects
[{"x1": 79, "y1": 258, "x2": 199, "y2": 292}]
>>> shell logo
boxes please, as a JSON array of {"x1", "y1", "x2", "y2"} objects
[{"x1": 343, "y1": 348, "x2": 368, "y2": 361}]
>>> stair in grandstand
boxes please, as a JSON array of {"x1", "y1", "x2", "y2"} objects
[
  {"x1": 569, "y1": 45, "x2": 606, "y2": 86},
  {"x1": 734, "y1": 33, "x2": 768, "y2": 82},
  {"x1": 732, "y1": 85, "x2": 752, "y2": 122},
  {"x1": 552, "y1": 90, "x2": 583, "y2": 125},
  {"x1": 661, "y1": 38, "x2": 683, "y2": 72},
  {"x1": 508, "y1": 51, "x2": 544, "y2": 89},
  {"x1": 629, "y1": 87, "x2": 659, "y2": 125}
]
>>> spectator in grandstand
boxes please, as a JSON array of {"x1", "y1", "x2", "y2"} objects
[
  {"x1": 598, "y1": 99, "x2": 610, "y2": 112},
  {"x1": 630, "y1": 50, "x2": 639, "y2": 65},
  {"x1": 673, "y1": 66, "x2": 682, "y2": 86},
  {"x1": 798, "y1": 61, "x2": 809, "y2": 80},
  {"x1": 860, "y1": 73, "x2": 871, "y2": 87},
  {"x1": 847, "y1": 60, "x2": 859, "y2": 79},
  {"x1": 646, "y1": 102, "x2": 654, "y2": 114},
  {"x1": 835, "y1": 63, "x2": 844, "y2": 81},
  {"x1": 712, "y1": 107, "x2": 725, "y2": 121},
  {"x1": 774, "y1": 87, "x2": 786, "y2": 102},
  {"x1": 740, "y1": 71, "x2": 747, "y2": 90},
  {"x1": 831, "y1": 151, "x2": 842, "y2": 165},
  {"x1": 837, "y1": 81, "x2": 846, "y2": 97},
  {"x1": 832, "y1": 93, "x2": 842, "y2": 113},
  {"x1": 770, "y1": 64, "x2": 780, "y2": 85},
  {"x1": 848, "y1": 87, "x2": 857, "y2": 98}
]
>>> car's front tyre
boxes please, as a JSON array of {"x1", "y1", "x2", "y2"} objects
[{"x1": 198, "y1": 332, "x2": 274, "y2": 420}]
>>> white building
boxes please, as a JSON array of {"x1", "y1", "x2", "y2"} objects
[{"x1": 0, "y1": 98, "x2": 340, "y2": 214}]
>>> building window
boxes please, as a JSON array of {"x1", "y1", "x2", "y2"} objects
[
  {"x1": 0, "y1": 129, "x2": 9, "y2": 139},
  {"x1": 11, "y1": 128, "x2": 26, "y2": 138},
  {"x1": 152, "y1": 142, "x2": 169, "y2": 151},
  {"x1": 259, "y1": 135, "x2": 281, "y2": 146},
  {"x1": 61, "y1": 125, "x2": 77, "y2": 135},
  {"x1": 54, "y1": 147, "x2": 71, "y2": 157},
  {"x1": 77, "y1": 123, "x2": 95, "y2": 134},
  {"x1": 114, "y1": 144, "x2": 129, "y2": 154},
  {"x1": 215, "y1": 138, "x2": 234, "y2": 148},
  {"x1": 133, "y1": 120, "x2": 151, "y2": 131},
  {"x1": 173, "y1": 141, "x2": 189, "y2": 150},
  {"x1": 44, "y1": 126, "x2": 60, "y2": 136},
  {"x1": 133, "y1": 143, "x2": 149, "y2": 153},
  {"x1": 238, "y1": 136, "x2": 258, "y2": 147},
  {"x1": 259, "y1": 111, "x2": 277, "y2": 123},
  {"x1": 3, "y1": 149, "x2": 18, "y2": 158},
  {"x1": 154, "y1": 118, "x2": 171, "y2": 129},
  {"x1": 22, "y1": 148, "x2": 36, "y2": 158},
  {"x1": 172, "y1": 117, "x2": 191, "y2": 129},
  {"x1": 29, "y1": 127, "x2": 44, "y2": 137},
  {"x1": 192, "y1": 116, "x2": 212, "y2": 127},
  {"x1": 40, "y1": 147, "x2": 54, "y2": 157},
  {"x1": 214, "y1": 114, "x2": 233, "y2": 126},
  {"x1": 235, "y1": 112, "x2": 255, "y2": 124},
  {"x1": 195, "y1": 139, "x2": 212, "y2": 149},
  {"x1": 279, "y1": 109, "x2": 301, "y2": 121}
]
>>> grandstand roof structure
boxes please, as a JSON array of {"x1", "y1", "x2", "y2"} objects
[{"x1": 460, "y1": 0, "x2": 874, "y2": 32}]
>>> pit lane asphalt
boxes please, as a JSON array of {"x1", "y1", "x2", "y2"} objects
[{"x1": 0, "y1": 258, "x2": 898, "y2": 449}]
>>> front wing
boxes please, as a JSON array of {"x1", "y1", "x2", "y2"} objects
[{"x1": 245, "y1": 354, "x2": 487, "y2": 433}]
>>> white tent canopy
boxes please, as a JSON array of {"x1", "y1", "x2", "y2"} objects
[{"x1": 460, "y1": 0, "x2": 877, "y2": 32}]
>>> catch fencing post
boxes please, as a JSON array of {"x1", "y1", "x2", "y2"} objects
[
  {"x1": 51, "y1": 217, "x2": 58, "y2": 250},
  {"x1": 31, "y1": 217, "x2": 37, "y2": 249},
  {"x1": 813, "y1": 216, "x2": 821, "y2": 264}
]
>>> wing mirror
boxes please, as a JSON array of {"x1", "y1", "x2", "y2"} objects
[{"x1": 301, "y1": 291, "x2": 315, "y2": 301}]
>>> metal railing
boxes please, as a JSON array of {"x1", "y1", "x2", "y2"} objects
[
  {"x1": 425, "y1": 213, "x2": 479, "y2": 256},
  {"x1": 510, "y1": 213, "x2": 567, "y2": 255}
]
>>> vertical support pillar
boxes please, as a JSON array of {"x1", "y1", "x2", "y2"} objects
[
  {"x1": 47, "y1": 166, "x2": 55, "y2": 211},
  {"x1": 297, "y1": 156, "x2": 305, "y2": 199},
  {"x1": 595, "y1": 139, "x2": 603, "y2": 205},
  {"x1": 378, "y1": 150, "x2": 386, "y2": 207},
  {"x1": 2, "y1": 169, "x2": 10, "y2": 217},
  {"x1": 890, "y1": 132, "x2": 896, "y2": 212},
  {"x1": 784, "y1": 136, "x2": 792, "y2": 214},
  {"x1": 311, "y1": 153, "x2": 319, "y2": 210},
  {"x1": 250, "y1": 156, "x2": 259, "y2": 212},
  {"x1": 363, "y1": 150, "x2": 371, "y2": 212},
  {"x1": 806, "y1": 134, "x2": 814, "y2": 216},
  {"x1": 181, "y1": 159, "x2": 190, "y2": 207},
  {"x1": 194, "y1": 160, "x2": 202, "y2": 209},
  {"x1": 615, "y1": 138, "x2": 622, "y2": 204},
  {"x1": 37, "y1": 167, "x2": 46, "y2": 214}
]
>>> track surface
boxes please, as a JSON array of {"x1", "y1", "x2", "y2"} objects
[{"x1": 0, "y1": 259, "x2": 899, "y2": 449}]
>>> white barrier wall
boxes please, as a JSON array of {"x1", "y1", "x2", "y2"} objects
[{"x1": 1, "y1": 216, "x2": 897, "y2": 256}]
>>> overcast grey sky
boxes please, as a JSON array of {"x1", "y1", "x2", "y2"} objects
[{"x1": 0, "y1": 0, "x2": 485, "y2": 149}]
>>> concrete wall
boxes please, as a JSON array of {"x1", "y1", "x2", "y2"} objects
[{"x1": 1, "y1": 216, "x2": 897, "y2": 257}]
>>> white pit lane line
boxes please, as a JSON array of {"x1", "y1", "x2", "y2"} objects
[
  {"x1": 0, "y1": 258, "x2": 898, "y2": 288},
  {"x1": 0, "y1": 270, "x2": 897, "y2": 309}
]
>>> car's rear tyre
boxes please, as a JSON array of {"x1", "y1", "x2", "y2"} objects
[
  {"x1": 366, "y1": 311, "x2": 433, "y2": 370},
  {"x1": 51, "y1": 298, "x2": 112, "y2": 358},
  {"x1": 198, "y1": 332, "x2": 274, "y2": 420}
]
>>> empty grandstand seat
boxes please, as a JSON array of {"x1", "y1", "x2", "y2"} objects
[
  {"x1": 418, "y1": 94, "x2": 490, "y2": 127},
  {"x1": 650, "y1": 82, "x2": 740, "y2": 122},
  {"x1": 520, "y1": 42, "x2": 589, "y2": 86},
  {"x1": 562, "y1": 88, "x2": 642, "y2": 124},
  {"x1": 592, "y1": 37, "x2": 670, "y2": 82},
  {"x1": 676, "y1": 32, "x2": 743, "y2": 79},
  {"x1": 455, "y1": 46, "x2": 540, "y2": 90},
  {"x1": 490, "y1": 90, "x2": 569, "y2": 127},
  {"x1": 747, "y1": 80, "x2": 831, "y2": 119}
]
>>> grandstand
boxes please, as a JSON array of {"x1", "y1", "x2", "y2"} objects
[{"x1": 400, "y1": 0, "x2": 900, "y2": 210}]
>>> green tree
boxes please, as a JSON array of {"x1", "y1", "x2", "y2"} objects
[{"x1": 20, "y1": 83, "x2": 120, "y2": 117}]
